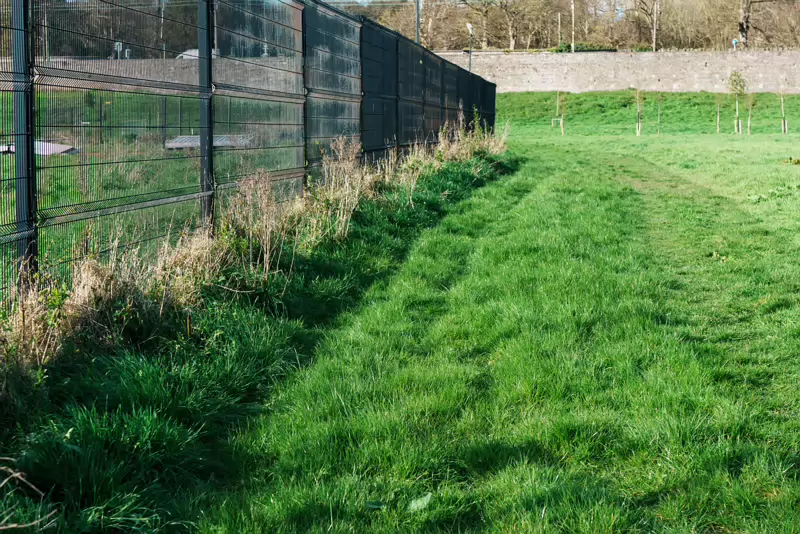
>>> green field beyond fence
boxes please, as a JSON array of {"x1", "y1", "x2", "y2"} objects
[{"x1": 498, "y1": 91, "x2": 800, "y2": 136}]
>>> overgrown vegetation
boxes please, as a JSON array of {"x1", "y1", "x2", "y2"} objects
[{"x1": 0, "y1": 121, "x2": 508, "y2": 531}]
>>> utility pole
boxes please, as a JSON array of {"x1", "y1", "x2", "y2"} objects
[
  {"x1": 467, "y1": 23, "x2": 474, "y2": 73},
  {"x1": 214, "y1": 0, "x2": 220, "y2": 57},
  {"x1": 42, "y1": 0, "x2": 50, "y2": 60},
  {"x1": 416, "y1": 0, "x2": 421, "y2": 44},
  {"x1": 571, "y1": 0, "x2": 575, "y2": 53},
  {"x1": 160, "y1": 0, "x2": 165, "y2": 59}
]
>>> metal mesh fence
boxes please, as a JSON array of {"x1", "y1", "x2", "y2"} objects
[{"x1": 0, "y1": 0, "x2": 496, "y2": 299}]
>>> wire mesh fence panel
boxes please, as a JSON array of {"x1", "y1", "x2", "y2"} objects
[
  {"x1": 483, "y1": 82, "x2": 497, "y2": 130},
  {"x1": 422, "y1": 49, "x2": 442, "y2": 142},
  {"x1": 33, "y1": 0, "x2": 205, "y2": 279},
  {"x1": 213, "y1": 0, "x2": 305, "y2": 193},
  {"x1": 303, "y1": 1, "x2": 361, "y2": 165},
  {"x1": 360, "y1": 19, "x2": 397, "y2": 154},
  {"x1": 0, "y1": 0, "x2": 496, "y2": 301},
  {"x1": 457, "y1": 67, "x2": 473, "y2": 122},
  {"x1": 397, "y1": 38, "x2": 424, "y2": 145},
  {"x1": 443, "y1": 61, "x2": 460, "y2": 127}
]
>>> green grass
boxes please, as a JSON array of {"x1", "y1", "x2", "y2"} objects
[
  {"x1": 7, "y1": 92, "x2": 800, "y2": 531},
  {"x1": 499, "y1": 90, "x2": 800, "y2": 136},
  {"x1": 192, "y1": 114, "x2": 800, "y2": 531},
  {"x1": 0, "y1": 153, "x2": 510, "y2": 531}
]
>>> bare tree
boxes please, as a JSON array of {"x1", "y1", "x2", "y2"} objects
[
  {"x1": 635, "y1": 0, "x2": 661, "y2": 50},
  {"x1": 461, "y1": 0, "x2": 496, "y2": 49},
  {"x1": 739, "y1": 0, "x2": 787, "y2": 47},
  {"x1": 369, "y1": 0, "x2": 800, "y2": 51}
]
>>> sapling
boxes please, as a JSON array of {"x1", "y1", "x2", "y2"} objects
[
  {"x1": 657, "y1": 93, "x2": 662, "y2": 136},
  {"x1": 728, "y1": 71, "x2": 747, "y2": 135}
]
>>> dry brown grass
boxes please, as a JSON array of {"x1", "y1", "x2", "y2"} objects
[
  {"x1": 152, "y1": 231, "x2": 232, "y2": 309},
  {"x1": 301, "y1": 136, "x2": 376, "y2": 245},
  {"x1": 219, "y1": 171, "x2": 298, "y2": 279},
  {"x1": 437, "y1": 112, "x2": 509, "y2": 162}
]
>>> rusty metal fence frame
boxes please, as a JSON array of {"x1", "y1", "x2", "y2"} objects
[{"x1": 0, "y1": 0, "x2": 496, "y2": 297}]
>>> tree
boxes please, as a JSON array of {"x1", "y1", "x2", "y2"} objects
[
  {"x1": 634, "y1": 0, "x2": 661, "y2": 50},
  {"x1": 461, "y1": 0, "x2": 496, "y2": 49},
  {"x1": 739, "y1": 0, "x2": 793, "y2": 47}
]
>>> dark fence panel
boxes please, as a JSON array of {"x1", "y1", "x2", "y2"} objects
[
  {"x1": 303, "y1": 1, "x2": 361, "y2": 164},
  {"x1": 443, "y1": 62, "x2": 460, "y2": 126},
  {"x1": 483, "y1": 81, "x2": 497, "y2": 130},
  {"x1": 33, "y1": 0, "x2": 205, "y2": 276},
  {"x1": 212, "y1": 0, "x2": 305, "y2": 194},
  {"x1": 360, "y1": 19, "x2": 397, "y2": 152},
  {"x1": 0, "y1": 0, "x2": 495, "y2": 299},
  {"x1": 422, "y1": 50, "x2": 442, "y2": 141},
  {"x1": 397, "y1": 38, "x2": 424, "y2": 145}
]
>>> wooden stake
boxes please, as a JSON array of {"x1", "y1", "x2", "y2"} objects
[
  {"x1": 636, "y1": 90, "x2": 642, "y2": 136},
  {"x1": 781, "y1": 94, "x2": 787, "y2": 134},
  {"x1": 558, "y1": 12, "x2": 562, "y2": 44},
  {"x1": 733, "y1": 94, "x2": 742, "y2": 135},
  {"x1": 657, "y1": 94, "x2": 662, "y2": 136},
  {"x1": 561, "y1": 107, "x2": 565, "y2": 136},
  {"x1": 717, "y1": 103, "x2": 721, "y2": 134}
]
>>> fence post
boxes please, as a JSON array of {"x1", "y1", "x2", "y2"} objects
[
  {"x1": 161, "y1": 96, "x2": 167, "y2": 149},
  {"x1": 422, "y1": 50, "x2": 428, "y2": 143},
  {"x1": 12, "y1": 0, "x2": 37, "y2": 274},
  {"x1": 301, "y1": 2, "x2": 309, "y2": 177},
  {"x1": 198, "y1": 0, "x2": 214, "y2": 228}
]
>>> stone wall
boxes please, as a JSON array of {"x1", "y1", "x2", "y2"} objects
[{"x1": 435, "y1": 51, "x2": 800, "y2": 94}]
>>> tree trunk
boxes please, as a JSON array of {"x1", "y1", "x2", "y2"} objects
[
  {"x1": 652, "y1": 0, "x2": 659, "y2": 52},
  {"x1": 504, "y1": 11, "x2": 516, "y2": 50},
  {"x1": 558, "y1": 12, "x2": 562, "y2": 44},
  {"x1": 480, "y1": 8, "x2": 489, "y2": 49},
  {"x1": 739, "y1": 0, "x2": 751, "y2": 48},
  {"x1": 571, "y1": 0, "x2": 575, "y2": 52}
]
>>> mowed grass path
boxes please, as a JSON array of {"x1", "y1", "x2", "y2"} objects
[{"x1": 202, "y1": 123, "x2": 800, "y2": 531}]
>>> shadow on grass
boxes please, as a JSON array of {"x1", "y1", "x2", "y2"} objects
[{"x1": 1, "y1": 153, "x2": 523, "y2": 532}]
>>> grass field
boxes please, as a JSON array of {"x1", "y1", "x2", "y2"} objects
[
  {"x1": 6, "y1": 92, "x2": 800, "y2": 532},
  {"x1": 193, "y1": 98, "x2": 800, "y2": 531}
]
